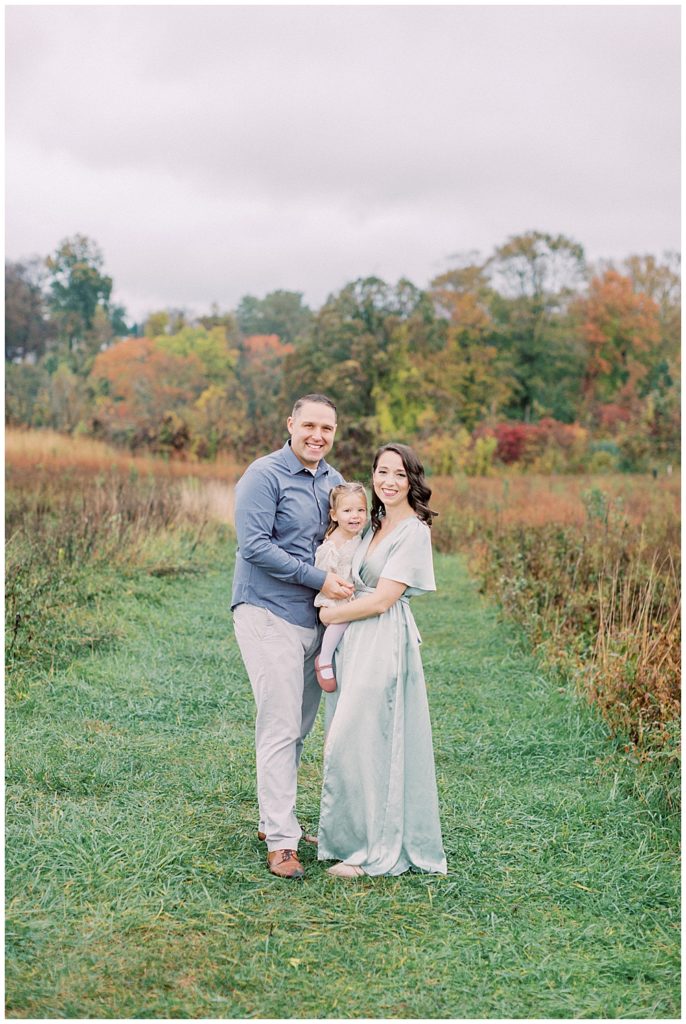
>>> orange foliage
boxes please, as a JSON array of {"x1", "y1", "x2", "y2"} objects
[
  {"x1": 242, "y1": 334, "x2": 294, "y2": 359},
  {"x1": 581, "y1": 270, "x2": 661, "y2": 405},
  {"x1": 91, "y1": 336, "x2": 207, "y2": 427}
]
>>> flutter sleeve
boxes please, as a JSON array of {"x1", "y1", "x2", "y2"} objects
[
  {"x1": 314, "y1": 538, "x2": 341, "y2": 574},
  {"x1": 379, "y1": 519, "x2": 436, "y2": 596}
]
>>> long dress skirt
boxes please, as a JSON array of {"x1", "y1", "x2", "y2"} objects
[{"x1": 318, "y1": 516, "x2": 447, "y2": 876}]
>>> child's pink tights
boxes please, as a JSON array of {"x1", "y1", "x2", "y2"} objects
[{"x1": 318, "y1": 621, "x2": 349, "y2": 682}]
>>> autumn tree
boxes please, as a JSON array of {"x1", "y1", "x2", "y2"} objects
[
  {"x1": 580, "y1": 269, "x2": 662, "y2": 412},
  {"x1": 621, "y1": 252, "x2": 680, "y2": 357},
  {"x1": 91, "y1": 336, "x2": 207, "y2": 451}
]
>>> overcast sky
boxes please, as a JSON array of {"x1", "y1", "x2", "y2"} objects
[{"x1": 5, "y1": 4, "x2": 681, "y2": 323}]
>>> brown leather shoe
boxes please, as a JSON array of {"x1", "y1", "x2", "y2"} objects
[{"x1": 267, "y1": 849, "x2": 305, "y2": 880}]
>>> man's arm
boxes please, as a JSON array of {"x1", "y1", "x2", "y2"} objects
[
  {"x1": 235, "y1": 467, "x2": 324, "y2": 588},
  {"x1": 235, "y1": 465, "x2": 353, "y2": 600}
]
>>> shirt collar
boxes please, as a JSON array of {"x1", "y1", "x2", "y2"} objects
[{"x1": 282, "y1": 440, "x2": 332, "y2": 477}]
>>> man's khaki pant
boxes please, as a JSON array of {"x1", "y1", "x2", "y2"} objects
[{"x1": 233, "y1": 603, "x2": 322, "y2": 852}]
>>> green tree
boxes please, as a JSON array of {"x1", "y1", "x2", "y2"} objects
[
  {"x1": 190, "y1": 382, "x2": 244, "y2": 459},
  {"x1": 33, "y1": 363, "x2": 88, "y2": 432},
  {"x1": 282, "y1": 277, "x2": 441, "y2": 473},
  {"x1": 486, "y1": 232, "x2": 587, "y2": 421},
  {"x1": 155, "y1": 325, "x2": 239, "y2": 384},
  {"x1": 426, "y1": 262, "x2": 516, "y2": 430},
  {"x1": 45, "y1": 235, "x2": 114, "y2": 352},
  {"x1": 5, "y1": 259, "x2": 53, "y2": 362},
  {"x1": 5, "y1": 362, "x2": 49, "y2": 426},
  {"x1": 198, "y1": 304, "x2": 240, "y2": 345},
  {"x1": 144, "y1": 310, "x2": 171, "y2": 337},
  {"x1": 236, "y1": 290, "x2": 314, "y2": 344},
  {"x1": 235, "y1": 335, "x2": 294, "y2": 456}
]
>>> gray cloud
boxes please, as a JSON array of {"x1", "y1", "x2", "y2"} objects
[{"x1": 6, "y1": 5, "x2": 680, "y2": 320}]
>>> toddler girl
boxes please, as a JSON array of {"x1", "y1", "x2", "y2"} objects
[{"x1": 314, "y1": 482, "x2": 368, "y2": 692}]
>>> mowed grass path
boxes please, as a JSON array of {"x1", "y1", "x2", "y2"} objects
[{"x1": 6, "y1": 549, "x2": 680, "y2": 1019}]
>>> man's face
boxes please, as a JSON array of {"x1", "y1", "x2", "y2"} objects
[{"x1": 287, "y1": 401, "x2": 337, "y2": 469}]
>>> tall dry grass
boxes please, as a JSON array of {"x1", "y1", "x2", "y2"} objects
[
  {"x1": 5, "y1": 427, "x2": 241, "y2": 483},
  {"x1": 430, "y1": 472, "x2": 680, "y2": 763},
  {"x1": 5, "y1": 431, "x2": 235, "y2": 691}
]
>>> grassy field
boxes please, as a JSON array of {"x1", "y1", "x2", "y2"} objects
[
  {"x1": 5, "y1": 430, "x2": 680, "y2": 1017},
  {"x1": 5, "y1": 535, "x2": 680, "y2": 1018}
]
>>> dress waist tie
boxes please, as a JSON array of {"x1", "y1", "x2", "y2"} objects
[{"x1": 355, "y1": 585, "x2": 417, "y2": 637}]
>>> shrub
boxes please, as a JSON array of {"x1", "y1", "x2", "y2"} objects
[{"x1": 429, "y1": 472, "x2": 680, "y2": 778}]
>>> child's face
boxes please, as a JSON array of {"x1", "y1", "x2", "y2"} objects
[{"x1": 332, "y1": 496, "x2": 367, "y2": 536}]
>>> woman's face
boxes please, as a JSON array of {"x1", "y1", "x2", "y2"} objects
[{"x1": 373, "y1": 450, "x2": 410, "y2": 510}]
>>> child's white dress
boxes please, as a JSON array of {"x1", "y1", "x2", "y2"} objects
[{"x1": 314, "y1": 535, "x2": 363, "y2": 608}]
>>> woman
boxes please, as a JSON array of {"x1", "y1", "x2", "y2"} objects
[{"x1": 317, "y1": 443, "x2": 447, "y2": 878}]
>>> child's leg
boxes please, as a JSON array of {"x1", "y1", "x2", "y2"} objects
[{"x1": 317, "y1": 622, "x2": 349, "y2": 682}]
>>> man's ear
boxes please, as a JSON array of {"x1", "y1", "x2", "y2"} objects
[{"x1": 286, "y1": 416, "x2": 294, "y2": 435}]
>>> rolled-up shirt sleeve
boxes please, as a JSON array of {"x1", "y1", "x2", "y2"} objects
[{"x1": 234, "y1": 466, "x2": 327, "y2": 591}]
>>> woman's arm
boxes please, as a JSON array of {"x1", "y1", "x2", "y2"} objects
[{"x1": 319, "y1": 577, "x2": 407, "y2": 624}]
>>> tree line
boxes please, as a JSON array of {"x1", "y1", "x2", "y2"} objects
[{"x1": 5, "y1": 231, "x2": 680, "y2": 477}]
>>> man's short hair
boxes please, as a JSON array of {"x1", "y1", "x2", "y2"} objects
[{"x1": 291, "y1": 394, "x2": 337, "y2": 419}]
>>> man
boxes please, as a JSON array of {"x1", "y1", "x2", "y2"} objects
[{"x1": 231, "y1": 394, "x2": 353, "y2": 880}]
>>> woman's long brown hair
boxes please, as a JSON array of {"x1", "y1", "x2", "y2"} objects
[{"x1": 370, "y1": 443, "x2": 438, "y2": 533}]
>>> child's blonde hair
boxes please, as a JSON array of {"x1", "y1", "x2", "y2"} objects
[{"x1": 324, "y1": 482, "x2": 368, "y2": 538}]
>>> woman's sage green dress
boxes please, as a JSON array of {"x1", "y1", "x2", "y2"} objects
[{"x1": 318, "y1": 516, "x2": 447, "y2": 876}]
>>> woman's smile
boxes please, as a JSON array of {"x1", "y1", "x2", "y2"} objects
[{"x1": 373, "y1": 451, "x2": 410, "y2": 508}]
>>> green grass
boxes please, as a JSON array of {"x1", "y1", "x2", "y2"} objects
[{"x1": 5, "y1": 544, "x2": 680, "y2": 1018}]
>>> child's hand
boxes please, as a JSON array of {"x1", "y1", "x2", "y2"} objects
[
  {"x1": 321, "y1": 573, "x2": 354, "y2": 601},
  {"x1": 319, "y1": 606, "x2": 335, "y2": 625}
]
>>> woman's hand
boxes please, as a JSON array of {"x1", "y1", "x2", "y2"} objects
[{"x1": 319, "y1": 578, "x2": 407, "y2": 625}]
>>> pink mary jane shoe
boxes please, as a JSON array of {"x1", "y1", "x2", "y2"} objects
[{"x1": 314, "y1": 655, "x2": 337, "y2": 693}]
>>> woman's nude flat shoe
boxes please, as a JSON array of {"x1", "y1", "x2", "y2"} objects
[{"x1": 326, "y1": 862, "x2": 366, "y2": 878}]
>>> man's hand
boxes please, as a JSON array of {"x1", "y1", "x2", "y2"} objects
[{"x1": 321, "y1": 573, "x2": 354, "y2": 601}]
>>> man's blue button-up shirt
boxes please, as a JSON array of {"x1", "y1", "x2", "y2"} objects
[{"x1": 231, "y1": 441, "x2": 344, "y2": 628}]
